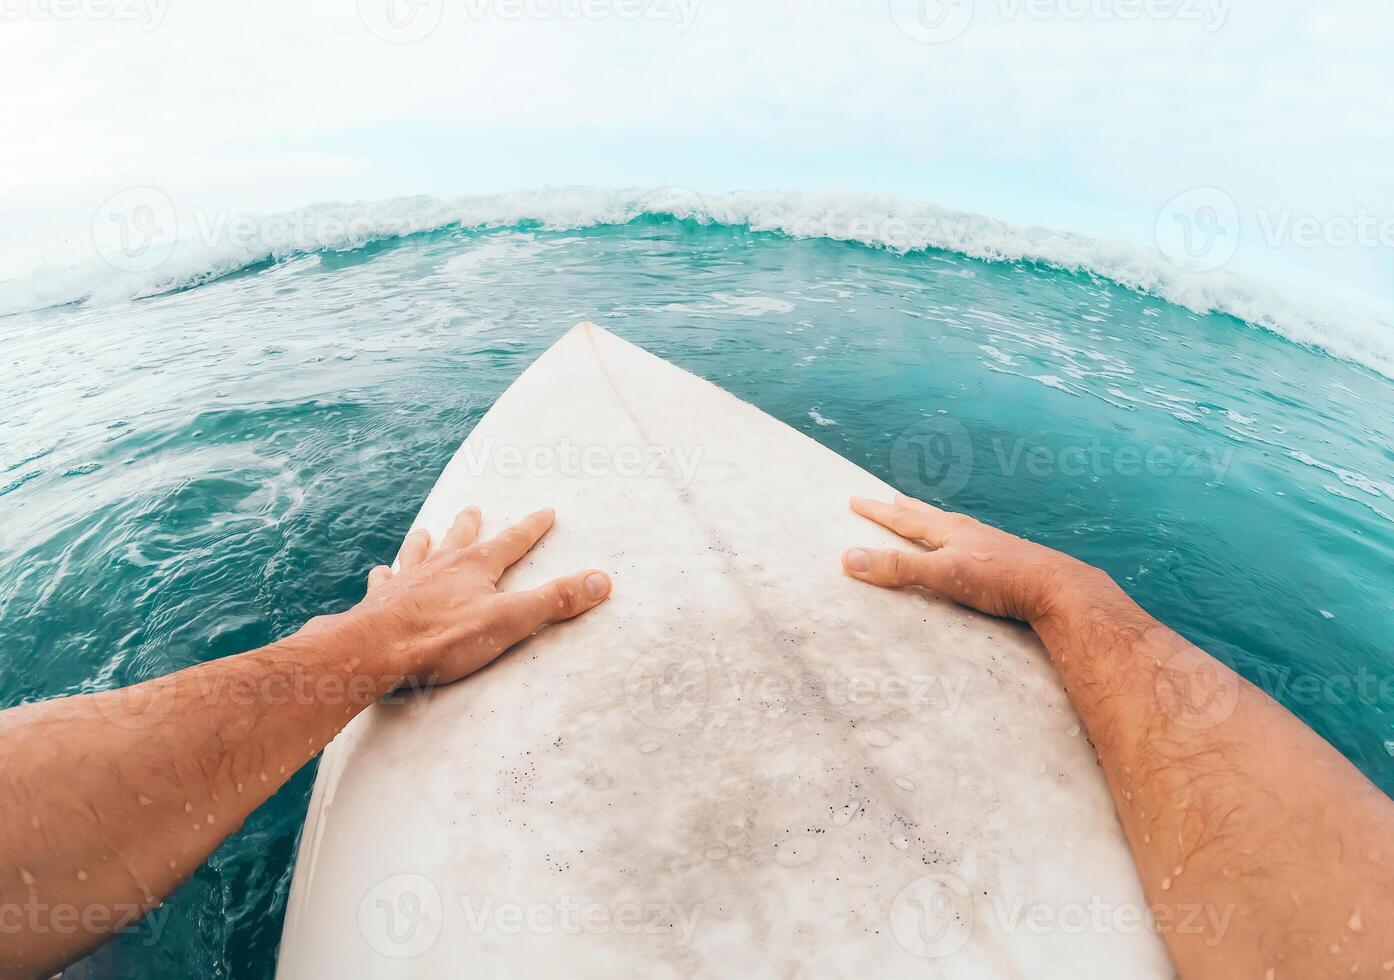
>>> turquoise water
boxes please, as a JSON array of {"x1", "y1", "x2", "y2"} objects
[{"x1": 3, "y1": 216, "x2": 1392, "y2": 977}]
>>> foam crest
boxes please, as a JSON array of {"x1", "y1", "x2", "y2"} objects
[{"x1": 4, "y1": 186, "x2": 1391, "y2": 379}]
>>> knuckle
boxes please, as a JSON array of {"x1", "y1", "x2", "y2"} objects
[
  {"x1": 891, "y1": 550, "x2": 927, "y2": 584},
  {"x1": 550, "y1": 580, "x2": 581, "y2": 617},
  {"x1": 884, "y1": 549, "x2": 904, "y2": 579}
]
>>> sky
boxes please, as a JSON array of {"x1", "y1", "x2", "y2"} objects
[{"x1": 2, "y1": 0, "x2": 1392, "y2": 319}]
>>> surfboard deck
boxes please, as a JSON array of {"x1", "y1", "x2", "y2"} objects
[{"x1": 276, "y1": 322, "x2": 1171, "y2": 978}]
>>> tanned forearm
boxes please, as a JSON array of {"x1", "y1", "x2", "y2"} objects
[
  {"x1": 0, "y1": 611, "x2": 411, "y2": 976},
  {"x1": 1032, "y1": 578, "x2": 1394, "y2": 978},
  {"x1": 843, "y1": 493, "x2": 1394, "y2": 979},
  {"x1": 0, "y1": 506, "x2": 612, "y2": 978}
]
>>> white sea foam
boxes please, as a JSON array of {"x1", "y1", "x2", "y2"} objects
[{"x1": 3, "y1": 185, "x2": 1392, "y2": 379}]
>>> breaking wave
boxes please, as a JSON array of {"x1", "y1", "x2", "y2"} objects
[{"x1": 4, "y1": 185, "x2": 1391, "y2": 379}]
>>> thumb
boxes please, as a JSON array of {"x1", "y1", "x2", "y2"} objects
[{"x1": 842, "y1": 547, "x2": 943, "y2": 589}]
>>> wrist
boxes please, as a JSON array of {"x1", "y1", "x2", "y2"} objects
[
  {"x1": 295, "y1": 606, "x2": 438, "y2": 695},
  {"x1": 1028, "y1": 560, "x2": 1127, "y2": 639}
]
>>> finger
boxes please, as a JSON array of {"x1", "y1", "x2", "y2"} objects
[
  {"x1": 396, "y1": 528, "x2": 431, "y2": 570},
  {"x1": 366, "y1": 565, "x2": 393, "y2": 593},
  {"x1": 471, "y1": 508, "x2": 555, "y2": 581},
  {"x1": 842, "y1": 546, "x2": 946, "y2": 589},
  {"x1": 894, "y1": 491, "x2": 963, "y2": 519},
  {"x1": 850, "y1": 495, "x2": 955, "y2": 547},
  {"x1": 443, "y1": 506, "x2": 482, "y2": 550},
  {"x1": 487, "y1": 570, "x2": 612, "y2": 649}
]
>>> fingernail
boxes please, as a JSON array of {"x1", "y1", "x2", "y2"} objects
[
  {"x1": 845, "y1": 548, "x2": 871, "y2": 572},
  {"x1": 584, "y1": 573, "x2": 610, "y2": 599}
]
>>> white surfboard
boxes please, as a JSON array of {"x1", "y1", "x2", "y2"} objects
[{"x1": 277, "y1": 322, "x2": 1172, "y2": 979}]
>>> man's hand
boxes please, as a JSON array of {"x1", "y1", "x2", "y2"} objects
[
  {"x1": 0, "y1": 504, "x2": 611, "y2": 979},
  {"x1": 841, "y1": 493, "x2": 1108, "y2": 623},
  {"x1": 839, "y1": 491, "x2": 1394, "y2": 979},
  {"x1": 345, "y1": 506, "x2": 612, "y2": 687}
]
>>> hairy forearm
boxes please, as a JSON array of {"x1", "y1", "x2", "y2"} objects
[
  {"x1": 0, "y1": 608, "x2": 415, "y2": 978},
  {"x1": 1031, "y1": 575, "x2": 1394, "y2": 978},
  {"x1": 843, "y1": 495, "x2": 1394, "y2": 975},
  {"x1": 0, "y1": 505, "x2": 608, "y2": 978}
]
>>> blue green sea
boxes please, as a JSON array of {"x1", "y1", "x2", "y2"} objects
[{"x1": 2, "y1": 197, "x2": 1392, "y2": 977}]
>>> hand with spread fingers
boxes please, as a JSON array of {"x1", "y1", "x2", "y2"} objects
[
  {"x1": 841, "y1": 493, "x2": 1105, "y2": 624},
  {"x1": 0, "y1": 504, "x2": 611, "y2": 978},
  {"x1": 354, "y1": 506, "x2": 612, "y2": 687}
]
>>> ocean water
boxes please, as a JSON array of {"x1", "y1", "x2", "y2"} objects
[{"x1": 2, "y1": 195, "x2": 1392, "y2": 978}]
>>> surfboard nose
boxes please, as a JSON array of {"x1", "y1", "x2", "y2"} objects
[{"x1": 568, "y1": 319, "x2": 606, "y2": 338}]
